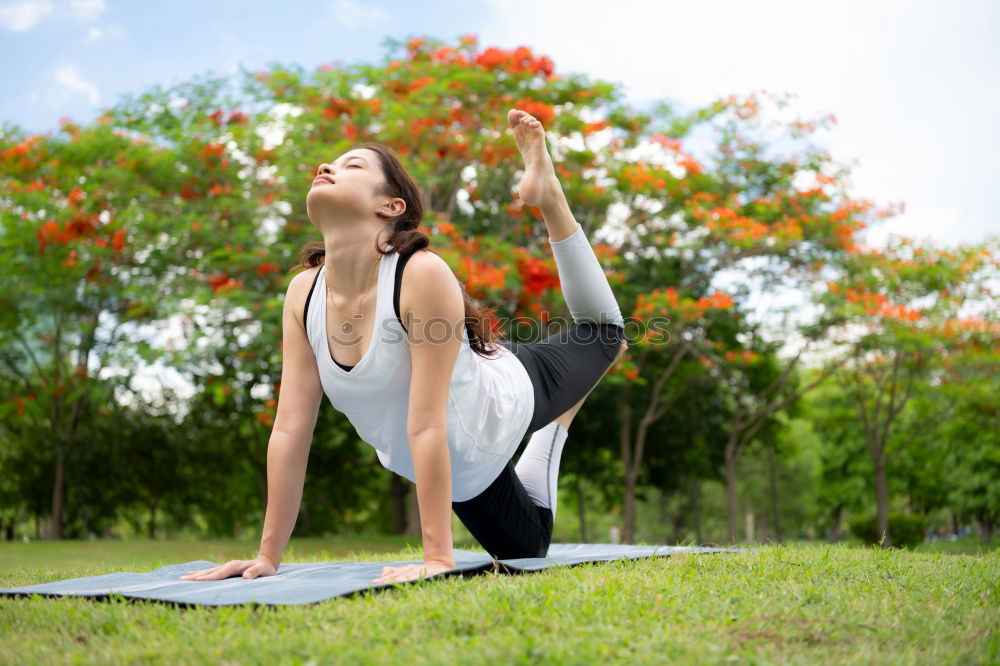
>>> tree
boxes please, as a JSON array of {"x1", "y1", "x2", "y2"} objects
[{"x1": 823, "y1": 235, "x2": 997, "y2": 546}]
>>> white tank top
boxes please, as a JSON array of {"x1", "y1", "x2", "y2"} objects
[{"x1": 304, "y1": 245, "x2": 535, "y2": 502}]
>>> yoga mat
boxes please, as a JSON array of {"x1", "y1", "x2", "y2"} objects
[{"x1": 0, "y1": 543, "x2": 741, "y2": 607}]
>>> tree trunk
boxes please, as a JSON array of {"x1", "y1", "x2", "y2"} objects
[
  {"x1": 874, "y1": 449, "x2": 891, "y2": 548},
  {"x1": 979, "y1": 517, "x2": 993, "y2": 544},
  {"x1": 389, "y1": 474, "x2": 408, "y2": 534},
  {"x1": 576, "y1": 477, "x2": 587, "y2": 543},
  {"x1": 671, "y1": 506, "x2": 685, "y2": 544},
  {"x1": 829, "y1": 504, "x2": 844, "y2": 542},
  {"x1": 622, "y1": 471, "x2": 637, "y2": 544},
  {"x1": 49, "y1": 450, "x2": 65, "y2": 540},
  {"x1": 618, "y1": 389, "x2": 634, "y2": 544},
  {"x1": 767, "y1": 444, "x2": 782, "y2": 542},
  {"x1": 725, "y1": 446, "x2": 738, "y2": 543},
  {"x1": 148, "y1": 499, "x2": 158, "y2": 539},
  {"x1": 691, "y1": 480, "x2": 702, "y2": 544},
  {"x1": 79, "y1": 504, "x2": 91, "y2": 538}
]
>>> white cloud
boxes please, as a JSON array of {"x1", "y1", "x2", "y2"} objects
[
  {"x1": 0, "y1": 0, "x2": 54, "y2": 31},
  {"x1": 53, "y1": 63, "x2": 100, "y2": 104},
  {"x1": 331, "y1": 0, "x2": 387, "y2": 28},
  {"x1": 68, "y1": 0, "x2": 104, "y2": 21},
  {"x1": 85, "y1": 23, "x2": 122, "y2": 42},
  {"x1": 481, "y1": 0, "x2": 1000, "y2": 248},
  {"x1": 0, "y1": 0, "x2": 104, "y2": 31}
]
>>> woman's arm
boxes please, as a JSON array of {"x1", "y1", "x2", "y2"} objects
[
  {"x1": 373, "y1": 251, "x2": 464, "y2": 583},
  {"x1": 181, "y1": 269, "x2": 324, "y2": 582},
  {"x1": 258, "y1": 268, "x2": 325, "y2": 565}
]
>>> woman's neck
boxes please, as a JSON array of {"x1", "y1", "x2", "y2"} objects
[{"x1": 322, "y1": 227, "x2": 387, "y2": 298}]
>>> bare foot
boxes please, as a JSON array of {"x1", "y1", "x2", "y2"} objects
[{"x1": 507, "y1": 108, "x2": 562, "y2": 209}]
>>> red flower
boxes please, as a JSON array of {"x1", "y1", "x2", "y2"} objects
[
  {"x1": 407, "y1": 77, "x2": 435, "y2": 93},
  {"x1": 37, "y1": 220, "x2": 62, "y2": 252},
  {"x1": 513, "y1": 98, "x2": 554, "y2": 125},
  {"x1": 518, "y1": 255, "x2": 559, "y2": 298},
  {"x1": 200, "y1": 143, "x2": 225, "y2": 159},
  {"x1": 61, "y1": 216, "x2": 96, "y2": 242},
  {"x1": 256, "y1": 262, "x2": 281, "y2": 276},
  {"x1": 207, "y1": 273, "x2": 243, "y2": 293}
]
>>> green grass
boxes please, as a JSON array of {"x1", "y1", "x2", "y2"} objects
[
  {"x1": 1, "y1": 539, "x2": 997, "y2": 665},
  {"x1": 0, "y1": 535, "x2": 423, "y2": 578},
  {"x1": 911, "y1": 536, "x2": 999, "y2": 555}
]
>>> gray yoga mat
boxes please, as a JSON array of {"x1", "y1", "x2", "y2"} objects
[{"x1": 0, "y1": 543, "x2": 741, "y2": 607}]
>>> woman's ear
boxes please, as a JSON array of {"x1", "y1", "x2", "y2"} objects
[{"x1": 380, "y1": 197, "x2": 406, "y2": 217}]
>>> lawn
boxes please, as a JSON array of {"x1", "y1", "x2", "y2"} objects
[{"x1": 1, "y1": 537, "x2": 996, "y2": 665}]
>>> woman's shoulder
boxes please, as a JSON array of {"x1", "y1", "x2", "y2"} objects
[
  {"x1": 287, "y1": 264, "x2": 323, "y2": 328},
  {"x1": 399, "y1": 247, "x2": 449, "y2": 273},
  {"x1": 397, "y1": 249, "x2": 462, "y2": 330},
  {"x1": 288, "y1": 263, "x2": 322, "y2": 295}
]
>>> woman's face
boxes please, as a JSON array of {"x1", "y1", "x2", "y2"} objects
[{"x1": 306, "y1": 148, "x2": 388, "y2": 225}]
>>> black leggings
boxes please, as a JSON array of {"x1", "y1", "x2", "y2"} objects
[{"x1": 451, "y1": 322, "x2": 625, "y2": 559}]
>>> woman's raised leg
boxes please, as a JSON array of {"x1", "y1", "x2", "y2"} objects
[{"x1": 508, "y1": 109, "x2": 625, "y2": 329}]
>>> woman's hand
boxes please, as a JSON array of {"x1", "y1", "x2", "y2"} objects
[
  {"x1": 371, "y1": 559, "x2": 455, "y2": 585},
  {"x1": 508, "y1": 108, "x2": 562, "y2": 210},
  {"x1": 179, "y1": 556, "x2": 278, "y2": 581}
]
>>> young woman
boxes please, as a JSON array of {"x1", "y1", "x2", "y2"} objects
[{"x1": 180, "y1": 109, "x2": 627, "y2": 585}]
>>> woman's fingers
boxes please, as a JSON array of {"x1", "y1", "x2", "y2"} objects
[
  {"x1": 373, "y1": 563, "x2": 441, "y2": 584},
  {"x1": 186, "y1": 566, "x2": 223, "y2": 580},
  {"x1": 180, "y1": 560, "x2": 243, "y2": 580},
  {"x1": 180, "y1": 566, "x2": 218, "y2": 580}
]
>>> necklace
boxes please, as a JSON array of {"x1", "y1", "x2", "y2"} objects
[{"x1": 326, "y1": 254, "x2": 381, "y2": 336}]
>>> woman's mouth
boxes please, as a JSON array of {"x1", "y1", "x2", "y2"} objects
[{"x1": 313, "y1": 175, "x2": 335, "y2": 186}]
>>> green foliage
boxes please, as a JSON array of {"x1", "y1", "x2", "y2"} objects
[{"x1": 849, "y1": 512, "x2": 928, "y2": 548}]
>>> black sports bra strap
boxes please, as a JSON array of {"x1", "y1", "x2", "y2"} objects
[
  {"x1": 393, "y1": 248, "x2": 421, "y2": 334},
  {"x1": 304, "y1": 265, "x2": 322, "y2": 326}
]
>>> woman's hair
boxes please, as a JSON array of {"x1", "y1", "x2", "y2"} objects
[{"x1": 292, "y1": 141, "x2": 505, "y2": 358}]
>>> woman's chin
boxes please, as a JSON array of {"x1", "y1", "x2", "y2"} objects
[{"x1": 305, "y1": 192, "x2": 339, "y2": 218}]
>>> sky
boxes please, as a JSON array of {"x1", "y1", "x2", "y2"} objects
[
  {"x1": 2, "y1": 0, "x2": 997, "y2": 400},
  {"x1": 2, "y1": 0, "x2": 997, "y2": 249}
]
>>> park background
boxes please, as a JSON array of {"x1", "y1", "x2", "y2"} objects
[{"x1": 1, "y1": 0, "x2": 998, "y2": 554}]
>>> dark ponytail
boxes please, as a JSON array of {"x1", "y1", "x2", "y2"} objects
[{"x1": 292, "y1": 141, "x2": 506, "y2": 358}]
